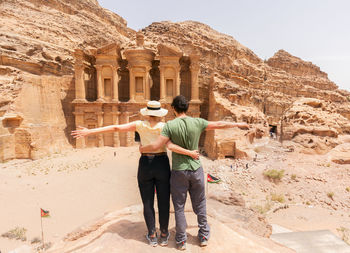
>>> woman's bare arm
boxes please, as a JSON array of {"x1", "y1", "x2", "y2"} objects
[{"x1": 71, "y1": 122, "x2": 136, "y2": 139}]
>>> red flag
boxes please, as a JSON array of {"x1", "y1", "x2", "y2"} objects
[
  {"x1": 207, "y1": 174, "x2": 221, "y2": 184},
  {"x1": 41, "y1": 208, "x2": 50, "y2": 218}
]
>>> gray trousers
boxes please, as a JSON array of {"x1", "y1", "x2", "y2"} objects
[{"x1": 170, "y1": 166, "x2": 210, "y2": 243}]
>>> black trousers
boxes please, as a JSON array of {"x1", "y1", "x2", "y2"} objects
[{"x1": 137, "y1": 155, "x2": 171, "y2": 235}]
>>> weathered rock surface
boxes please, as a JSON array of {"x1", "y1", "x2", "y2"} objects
[
  {"x1": 142, "y1": 22, "x2": 350, "y2": 117},
  {"x1": 328, "y1": 143, "x2": 350, "y2": 164},
  {"x1": 142, "y1": 22, "x2": 350, "y2": 158},
  {"x1": 204, "y1": 75, "x2": 269, "y2": 159},
  {"x1": 0, "y1": 0, "x2": 133, "y2": 160},
  {"x1": 0, "y1": 0, "x2": 350, "y2": 161},
  {"x1": 46, "y1": 205, "x2": 294, "y2": 253},
  {"x1": 281, "y1": 98, "x2": 350, "y2": 154},
  {"x1": 207, "y1": 195, "x2": 273, "y2": 238}
]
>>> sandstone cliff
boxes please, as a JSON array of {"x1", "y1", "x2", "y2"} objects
[
  {"x1": 141, "y1": 21, "x2": 350, "y2": 158},
  {"x1": 281, "y1": 98, "x2": 350, "y2": 155},
  {"x1": 142, "y1": 21, "x2": 349, "y2": 120},
  {"x1": 0, "y1": 0, "x2": 133, "y2": 160},
  {"x1": 1, "y1": 1, "x2": 350, "y2": 161},
  {"x1": 1, "y1": 4, "x2": 350, "y2": 251}
]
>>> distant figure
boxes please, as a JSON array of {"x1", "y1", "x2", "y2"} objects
[
  {"x1": 140, "y1": 95, "x2": 249, "y2": 250},
  {"x1": 71, "y1": 101, "x2": 198, "y2": 247},
  {"x1": 269, "y1": 125, "x2": 277, "y2": 139}
]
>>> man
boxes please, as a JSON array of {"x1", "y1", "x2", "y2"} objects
[{"x1": 140, "y1": 95, "x2": 249, "y2": 250}]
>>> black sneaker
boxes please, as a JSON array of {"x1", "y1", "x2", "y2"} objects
[
  {"x1": 176, "y1": 240, "x2": 187, "y2": 251},
  {"x1": 146, "y1": 234, "x2": 158, "y2": 247},
  {"x1": 159, "y1": 232, "x2": 170, "y2": 246},
  {"x1": 199, "y1": 236, "x2": 208, "y2": 247}
]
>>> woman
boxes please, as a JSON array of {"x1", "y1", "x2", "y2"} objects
[{"x1": 71, "y1": 101, "x2": 198, "y2": 247}]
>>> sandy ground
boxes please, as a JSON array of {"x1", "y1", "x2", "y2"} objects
[
  {"x1": 1, "y1": 140, "x2": 350, "y2": 252},
  {"x1": 201, "y1": 138, "x2": 350, "y2": 241},
  {"x1": 0, "y1": 147, "x2": 141, "y2": 253}
]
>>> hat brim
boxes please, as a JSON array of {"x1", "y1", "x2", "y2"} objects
[{"x1": 140, "y1": 108, "x2": 168, "y2": 117}]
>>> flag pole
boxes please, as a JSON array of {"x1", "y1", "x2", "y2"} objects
[
  {"x1": 206, "y1": 173, "x2": 209, "y2": 195},
  {"x1": 40, "y1": 208, "x2": 44, "y2": 250}
]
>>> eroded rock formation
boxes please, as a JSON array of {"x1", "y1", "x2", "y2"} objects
[
  {"x1": 280, "y1": 98, "x2": 350, "y2": 154},
  {"x1": 1, "y1": 0, "x2": 350, "y2": 161},
  {"x1": 0, "y1": 0, "x2": 133, "y2": 160}
]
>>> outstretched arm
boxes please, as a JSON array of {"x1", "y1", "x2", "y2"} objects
[
  {"x1": 206, "y1": 121, "x2": 249, "y2": 131},
  {"x1": 167, "y1": 141, "x2": 200, "y2": 159},
  {"x1": 140, "y1": 135, "x2": 169, "y2": 153},
  {"x1": 71, "y1": 122, "x2": 136, "y2": 139}
]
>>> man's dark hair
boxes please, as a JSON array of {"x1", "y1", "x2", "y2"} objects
[{"x1": 171, "y1": 95, "x2": 189, "y2": 113}]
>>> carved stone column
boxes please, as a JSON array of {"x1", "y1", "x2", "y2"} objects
[
  {"x1": 129, "y1": 68, "x2": 135, "y2": 102},
  {"x1": 190, "y1": 55, "x2": 200, "y2": 102},
  {"x1": 175, "y1": 66, "x2": 181, "y2": 96},
  {"x1": 145, "y1": 67, "x2": 151, "y2": 101},
  {"x1": 159, "y1": 66, "x2": 166, "y2": 102},
  {"x1": 74, "y1": 64, "x2": 86, "y2": 102},
  {"x1": 95, "y1": 65, "x2": 104, "y2": 102},
  {"x1": 73, "y1": 49, "x2": 87, "y2": 102},
  {"x1": 73, "y1": 111, "x2": 85, "y2": 148},
  {"x1": 112, "y1": 65, "x2": 119, "y2": 102},
  {"x1": 96, "y1": 111, "x2": 104, "y2": 147},
  {"x1": 112, "y1": 107, "x2": 120, "y2": 147}
]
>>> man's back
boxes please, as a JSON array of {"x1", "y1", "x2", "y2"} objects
[{"x1": 161, "y1": 117, "x2": 208, "y2": 171}]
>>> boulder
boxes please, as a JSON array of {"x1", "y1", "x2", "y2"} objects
[{"x1": 328, "y1": 143, "x2": 350, "y2": 164}]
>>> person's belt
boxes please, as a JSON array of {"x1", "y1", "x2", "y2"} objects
[{"x1": 142, "y1": 152, "x2": 167, "y2": 156}]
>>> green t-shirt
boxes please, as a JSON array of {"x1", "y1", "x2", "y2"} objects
[{"x1": 161, "y1": 117, "x2": 208, "y2": 171}]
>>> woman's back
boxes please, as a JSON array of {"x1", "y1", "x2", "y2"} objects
[{"x1": 136, "y1": 120, "x2": 166, "y2": 153}]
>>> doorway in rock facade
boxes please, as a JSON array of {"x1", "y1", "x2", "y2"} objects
[
  {"x1": 150, "y1": 61, "x2": 160, "y2": 101},
  {"x1": 118, "y1": 61, "x2": 130, "y2": 102}
]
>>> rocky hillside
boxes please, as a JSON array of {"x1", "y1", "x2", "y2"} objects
[
  {"x1": 0, "y1": 0, "x2": 132, "y2": 104},
  {"x1": 142, "y1": 21, "x2": 350, "y2": 121},
  {"x1": 0, "y1": 0, "x2": 134, "y2": 160},
  {"x1": 142, "y1": 21, "x2": 350, "y2": 158},
  {"x1": 0, "y1": 0, "x2": 350, "y2": 161},
  {"x1": 281, "y1": 98, "x2": 350, "y2": 155}
]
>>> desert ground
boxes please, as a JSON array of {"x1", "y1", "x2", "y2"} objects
[{"x1": 1, "y1": 139, "x2": 350, "y2": 252}]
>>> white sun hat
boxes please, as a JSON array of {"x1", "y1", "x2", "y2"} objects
[{"x1": 140, "y1": 101, "x2": 168, "y2": 117}]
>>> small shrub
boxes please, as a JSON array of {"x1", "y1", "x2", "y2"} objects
[
  {"x1": 346, "y1": 187, "x2": 350, "y2": 192},
  {"x1": 251, "y1": 201, "x2": 272, "y2": 214},
  {"x1": 271, "y1": 193, "x2": 285, "y2": 203},
  {"x1": 347, "y1": 96, "x2": 350, "y2": 102},
  {"x1": 337, "y1": 227, "x2": 350, "y2": 245},
  {"x1": 291, "y1": 174, "x2": 297, "y2": 180},
  {"x1": 1, "y1": 227, "x2": 27, "y2": 241},
  {"x1": 327, "y1": 192, "x2": 334, "y2": 200},
  {"x1": 306, "y1": 201, "x2": 311, "y2": 205},
  {"x1": 263, "y1": 169, "x2": 285, "y2": 182}
]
